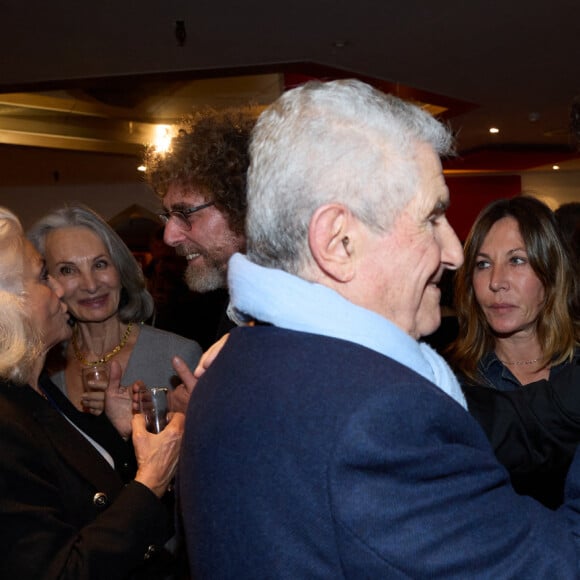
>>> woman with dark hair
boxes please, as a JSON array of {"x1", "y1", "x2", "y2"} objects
[
  {"x1": 28, "y1": 204, "x2": 201, "y2": 479},
  {"x1": 451, "y1": 195, "x2": 577, "y2": 388},
  {"x1": 0, "y1": 206, "x2": 184, "y2": 578},
  {"x1": 449, "y1": 195, "x2": 580, "y2": 508}
]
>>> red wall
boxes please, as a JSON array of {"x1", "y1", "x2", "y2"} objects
[{"x1": 445, "y1": 175, "x2": 521, "y2": 242}]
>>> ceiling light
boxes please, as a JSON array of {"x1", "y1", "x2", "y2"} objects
[
  {"x1": 489, "y1": 127, "x2": 499, "y2": 134},
  {"x1": 153, "y1": 125, "x2": 172, "y2": 153},
  {"x1": 552, "y1": 165, "x2": 560, "y2": 170},
  {"x1": 137, "y1": 165, "x2": 146, "y2": 172}
]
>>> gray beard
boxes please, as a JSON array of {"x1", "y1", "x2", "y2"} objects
[{"x1": 184, "y1": 262, "x2": 228, "y2": 293}]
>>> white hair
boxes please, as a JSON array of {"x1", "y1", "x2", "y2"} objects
[
  {"x1": 246, "y1": 79, "x2": 454, "y2": 274},
  {"x1": 0, "y1": 207, "x2": 42, "y2": 383}
]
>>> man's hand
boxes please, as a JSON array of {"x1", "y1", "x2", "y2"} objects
[
  {"x1": 194, "y1": 333, "x2": 230, "y2": 380},
  {"x1": 167, "y1": 356, "x2": 197, "y2": 414},
  {"x1": 167, "y1": 334, "x2": 230, "y2": 414}
]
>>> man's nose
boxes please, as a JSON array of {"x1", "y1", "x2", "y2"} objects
[
  {"x1": 441, "y1": 219, "x2": 464, "y2": 270},
  {"x1": 163, "y1": 219, "x2": 187, "y2": 247}
]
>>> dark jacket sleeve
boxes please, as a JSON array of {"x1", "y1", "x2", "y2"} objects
[{"x1": 0, "y1": 392, "x2": 173, "y2": 580}]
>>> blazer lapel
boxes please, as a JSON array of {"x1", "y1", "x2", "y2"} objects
[{"x1": 32, "y1": 398, "x2": 124, "y2": 495}]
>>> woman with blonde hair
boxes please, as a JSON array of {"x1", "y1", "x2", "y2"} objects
[{"x1": 0, "y1": 206, "x2": 185, "y2": 578}]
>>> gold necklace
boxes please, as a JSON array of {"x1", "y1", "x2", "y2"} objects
[
  {"x1": 72, "y1": 322, "x2": 134, "y2": 366},
  {"x1": 499, "y1": 357, "x2": 539, "y2": 366}
]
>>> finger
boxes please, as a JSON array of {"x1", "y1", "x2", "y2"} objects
[
  {"x1": 131, "y1": 381, "x2": 145, "y2": 398},
  {"x1": 129, "y1": 381, "x2": 144, "y2": 411},
  {"x1": 167, "y1": 385, "x2": 190, "y2": 414},
  {"x1": 172, "y1": 356, "x2": 196, "y2": 392},
  {"x1": 132, "y1": 412, "x2": 147, "y2": 435},
  {"x1": 85, "y1": 381, "x2": 107, "y2": 393},
  {"x1": 106, "y1": 360, "x2": 123, "y2": 395},
  {"x1": 194, "y1": 334, "x2": 229, "y2": 379},
  {"x1": 84, "y1": 391, "x2": 106, "y2": 403},
  {"x1": 81, "y1": 399, "x2": 103, "y2": 415},
  {"x1": 84, "y1": 394, "x2": 103, "y2": 404},
  {"x1": 131, "y1": 380, "x2": 145, "y2": 393},
  {"x1": 165, "y1": 411, "x2": 186, "y2": 432}
]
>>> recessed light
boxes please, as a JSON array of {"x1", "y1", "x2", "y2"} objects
[
  {"x1": 552, "y1": 165, "x2": 560, "y2": 170},
  {"x1": 137, "y1": 165, "x2": 146, "y2": 172},
  {"x1": 489, "y1": 127, "x2": 499, "y2": 134}
]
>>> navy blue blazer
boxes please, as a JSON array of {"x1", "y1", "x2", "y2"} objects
[{"x1": 181, "y1": 326, "x2": 580, "y2": 579}]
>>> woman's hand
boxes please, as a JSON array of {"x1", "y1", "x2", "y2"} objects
[
  {"x1": 80, "y1": 389, "x2": 106, "y2": 415},
  {"x1": 133, "y1": 411, "x2": 185, "y2": 497},
  {"x1": 104, "y1": 361, "x2": 136, "y2": 439}
]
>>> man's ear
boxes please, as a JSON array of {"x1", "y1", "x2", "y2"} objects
[{"x1": 308, "y1": 204, "x2": 355, "y2": 282}]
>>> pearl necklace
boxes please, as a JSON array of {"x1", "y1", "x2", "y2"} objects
[{"x1": 72, "y1": 322, "x2": 134, "y2": 366}]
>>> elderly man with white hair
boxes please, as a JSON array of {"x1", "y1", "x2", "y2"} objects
[{"x1": 179, "y1": 79, "x2": 580, "y2": 578}]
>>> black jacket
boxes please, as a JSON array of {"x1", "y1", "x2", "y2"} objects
[
  {"x1": 464, "y1": 357, "x2": 580, "y2": 508},
  {"x1": 0, "y1": 380, "x2": 173, "y2": 579}
]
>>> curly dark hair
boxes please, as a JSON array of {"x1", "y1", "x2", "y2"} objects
[{"x1": 143, "y1": 107, "x2": 258, "y2": 237}]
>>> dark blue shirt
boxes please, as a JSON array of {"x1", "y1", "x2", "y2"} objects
[{"x1": 477, "y1": 348, "x2": 580, "y2": 391}]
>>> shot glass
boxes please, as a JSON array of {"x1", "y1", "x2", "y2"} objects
[
  {"x1": 81, "y1": 363, "x2": 109, "y2": 393},
  {"x1": 139, "y1": 386, "x2": 169, "y2": 433}
]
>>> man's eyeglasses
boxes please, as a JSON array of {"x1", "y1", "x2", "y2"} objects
[{"x1": 158, "y1": 201, "x2": 215, "y2": 231}]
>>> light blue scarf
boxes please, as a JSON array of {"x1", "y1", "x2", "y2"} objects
[{"x1": 228, "y1": 253, "x2": 467, "y2": 409}]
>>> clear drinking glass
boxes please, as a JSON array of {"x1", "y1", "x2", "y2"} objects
[
  {"x1": 81, "y1": 363, "x2": 109, "y2": 393},
  {"x1": 139, "y1": 386, "x2": 169, "y2": 433}
]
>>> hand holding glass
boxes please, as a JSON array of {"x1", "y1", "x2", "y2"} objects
[
  {"x1": 139, "y1": 386, "x2": 169, "y2": 433},
  {"x1": 81, "y1": 363, "x2": 109, "y2": 414},
  {"x1": 81, "y1": 363, "x2": 109, "y2": 392}
]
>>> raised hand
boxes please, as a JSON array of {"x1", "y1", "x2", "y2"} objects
[
  {"x1": 168, "y1": 333, "x2": 230, "y2": 413},
  {"x1": 103, "y1": 360, "x2": 134, "y2": 440}
]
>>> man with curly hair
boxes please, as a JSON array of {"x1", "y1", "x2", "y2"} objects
[{"x1": 144, "y1": 108, "x2": 255, "y2": 295}]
